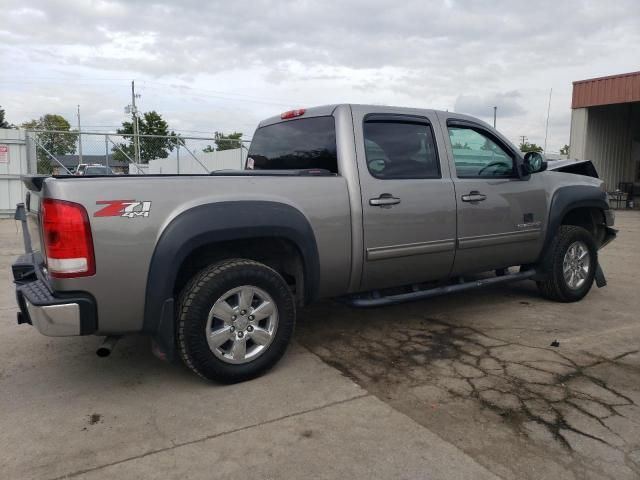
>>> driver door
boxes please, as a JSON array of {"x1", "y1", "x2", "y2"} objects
[{"x1": 441, "y1": 117, "x2": 547, "y2": 275}]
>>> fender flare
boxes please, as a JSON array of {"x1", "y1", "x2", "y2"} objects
[
  {"x1": 142, "y1": 201, "x2": 320, "y2": 344},
  {"x1": 541, "y1": 185, "x2": 609, "y2": 257}
]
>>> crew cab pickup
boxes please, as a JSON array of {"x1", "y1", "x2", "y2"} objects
[{"x1": 12, "y1": 104, "x2": 616, "y2": 383}]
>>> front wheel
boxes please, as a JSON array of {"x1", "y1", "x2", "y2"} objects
[
  {"x1": 177, "y1": 259, "x2": 296, "y2": 383},
  {"x1": 537, "y1": 225, "x2": 597, "y2": 302}
]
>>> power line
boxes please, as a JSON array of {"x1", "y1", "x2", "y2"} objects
[
  {"x1": 4, "y1": 76, "x2": 274, "y2": 136},
  {"x1": 0, "y1": 76, "x2": 302, "y2": 107},
  {"x1": 139, "y1": 83, "x2": 298, "y2": 108},
  {"x1": 142, "y1": 80, "x2": 301, "y2": 105}
]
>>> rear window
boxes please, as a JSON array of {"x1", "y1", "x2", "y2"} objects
[{"x1": 247, "y1": 116, "x2": 338, "y2": 173}]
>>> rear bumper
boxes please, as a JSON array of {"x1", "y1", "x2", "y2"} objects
[
  {"x1": 21, "y1": 292, "x2": 81, "y2": 336},
  {"x1": 13, "y1": 253, "x2": 97, "y2": 336}
]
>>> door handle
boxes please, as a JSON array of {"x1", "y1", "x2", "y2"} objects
[
  {"x1": 461, "y1": 191, "x2": 487, "y2": 202},
  {"x1": 369, "y1": 193, "x2": 401, "y2": 207}
]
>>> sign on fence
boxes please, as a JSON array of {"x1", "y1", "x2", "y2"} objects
[{"x1": 0, "y1": 145, "x2": 8, "y2": 163}]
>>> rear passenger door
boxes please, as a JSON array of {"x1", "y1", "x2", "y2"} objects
[{"x1": 352, "y1": 108, "x2": 457, "y2": 290}]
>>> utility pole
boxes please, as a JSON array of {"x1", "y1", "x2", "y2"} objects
[
  {"x1": 519, "y1": 135, "x2": 527, "y2": 146},
  {"x1": 77, "y1": 105, "x2": 83, "y2": 165},
  {"x1": 176, "y1": 143, "x2": 180, "y2": 174},
  {"x1": 131, "y1": 81, "x2": 141, "y2": 164},
  {"x1": 493, "y1": 106, "x2": 497, "y2": 128},
  {"x1": 543, "y1": 88, "x2": 552, "y2": 153}
]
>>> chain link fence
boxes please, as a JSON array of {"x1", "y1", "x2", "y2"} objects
[{"x1": 25, "y1": 130, "x2": 249, "y2": 175}]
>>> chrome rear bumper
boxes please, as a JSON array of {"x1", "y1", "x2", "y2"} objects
[
  {"x1": 23, "y1": 298, "x2": 81, "y2": 336},
  {"x1": 14, "y1": 256, "x2": 98, "y2": 337}
]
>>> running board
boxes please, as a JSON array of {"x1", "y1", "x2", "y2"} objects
[{"x1": 342, "y1": 269, "x2": 537, "y2": 308}]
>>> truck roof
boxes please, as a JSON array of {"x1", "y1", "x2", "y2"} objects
[
  {"x1": 257, "y1": 104, "x2": 492, "y2": 130},
  {"x1": 256, "y1": 104, "x2": 515, "y2": 162}
]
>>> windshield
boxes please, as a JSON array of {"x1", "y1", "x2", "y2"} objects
[{"x1": 247, "y1": 116, "x2": 338, "y2": 173}]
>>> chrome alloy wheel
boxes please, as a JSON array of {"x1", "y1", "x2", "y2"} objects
[
  {"x1": 205, "y1": 286, "x2": 278, "y2": 364},
  {"x1": 562, "y1": 241, "x2": 590, "y2": 290}
]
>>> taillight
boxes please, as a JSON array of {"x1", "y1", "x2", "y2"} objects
[
  {"x1": 41, "y1": 198, "x2": 95, "y2": 278},
  {"x1": 280, "y1": 109, "x2": 306, "y2": 119}
]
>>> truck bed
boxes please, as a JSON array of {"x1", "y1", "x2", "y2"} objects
[{"x1": 22, "y1": 174, "x2": 353, "y2": 333}]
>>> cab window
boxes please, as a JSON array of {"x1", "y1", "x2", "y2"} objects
[
  {"x1": 363, "y1": 120, "x2": 440, "y2": 179},
  {"x1": 448, "y1": 126, "x2": 515, "y2": 178}
]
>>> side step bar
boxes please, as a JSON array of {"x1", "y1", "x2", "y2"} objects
[{"x1": 342, "y1": 269, "x2": 537, "y2": 308}]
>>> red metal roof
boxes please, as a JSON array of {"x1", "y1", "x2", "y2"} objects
[{"x1": 572, "y1": 71, "x2": 640, "y2": 109}]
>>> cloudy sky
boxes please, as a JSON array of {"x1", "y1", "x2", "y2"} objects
[{"x1": 2, "y1": 0, "x2": 639, "y2": 152}]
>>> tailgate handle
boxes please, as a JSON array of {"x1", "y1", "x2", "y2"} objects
[
  {"x1": 370, "y1": 194, "x2": 401, "y2": 207},
  {"x1": 461, "y1": 191, "x2": 487, "y2": 202}
]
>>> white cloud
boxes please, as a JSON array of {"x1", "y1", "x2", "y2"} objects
[{"x1": 1, "y1": 0, "x2": 639, "y2": 152}]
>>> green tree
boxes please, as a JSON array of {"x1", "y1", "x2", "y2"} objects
[
  {"x1": 519, "y1": 142, "x2": 543, "y2": 153},
  {"x1": 112, "y1": 111, "x2": 177, "y2": 163},
  {"x1": 22, "y1": 114, "x2": 77, "y2": 174},
  {"x1": 560, "y1": 144, "x2": 570, "y2": 155},
  {"x1": 0, "y1": 106, "x2": 13, "y2": 128},
  {"x1": 204, "y1": 131, "x2": 243, "y2": 152},
  {"x1": 168, "y1": 132, "x2": 183, "y2": 149}
]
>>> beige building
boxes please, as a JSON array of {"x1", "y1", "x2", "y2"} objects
[{"x1": 569, "y1": 71, "x2": 640, "y2": 192}]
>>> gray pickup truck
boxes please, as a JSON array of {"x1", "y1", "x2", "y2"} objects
[{"x1": 12, "y1": 104, "x2": 616, "y2": 383}]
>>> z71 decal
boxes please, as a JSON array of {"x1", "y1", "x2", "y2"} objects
[{"x1": 95, "y1": 200, "x2": 152, "y2": 218}]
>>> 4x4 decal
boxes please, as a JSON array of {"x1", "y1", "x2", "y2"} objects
[{"x1": 95, "y1": 200, "x2": 152, "y2": 218}]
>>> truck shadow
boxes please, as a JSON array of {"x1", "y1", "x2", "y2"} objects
[{"x1": 13, "y1": 333, "x2": 205, "y2": 389}]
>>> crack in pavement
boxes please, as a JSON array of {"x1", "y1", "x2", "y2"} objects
[{"x1": 299, "y1": 316, "x2": 640, "y2": 478}]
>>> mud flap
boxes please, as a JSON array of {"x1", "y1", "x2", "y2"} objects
[
  {"x1": 595, "y1": 263, "x2": 607, "y2": 288},
  {"x1": 151, "y1": 298, "x2": 177, "y2": 363}
]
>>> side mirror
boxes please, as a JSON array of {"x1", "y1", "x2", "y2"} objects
[{"x1": 523, "y1": 151, "x2": 547, "y2": 174}]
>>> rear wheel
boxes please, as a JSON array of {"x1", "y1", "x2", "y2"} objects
[
  {"x1": 537, "y1": 225, "x2": 597, "y2": 302},
  {"x1": 177, "y1": 259, "x2": 296, "y2": 383}
]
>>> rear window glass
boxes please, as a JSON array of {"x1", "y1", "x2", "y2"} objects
[
  {"x1": 247, "y1": 116, "x2": 338, "y2": 173},
  {"x1": 363, "y1": 120, "x2": 440, "y2": 179}
]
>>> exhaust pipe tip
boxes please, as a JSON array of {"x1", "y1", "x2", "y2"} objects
[
  {"x1": 96, "y1": 336, "x2": 121, "y2": 357},
  {"x1": 96, "y1": 346, "x2": 111, "y2": 357}
]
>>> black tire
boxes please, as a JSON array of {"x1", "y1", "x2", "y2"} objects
[
  {"x1": 536, "y1": 225, "x2": 597, "y2": 302},
  {"x1": 177, "y1": 259, "x2": 296, "y2": 383}
]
